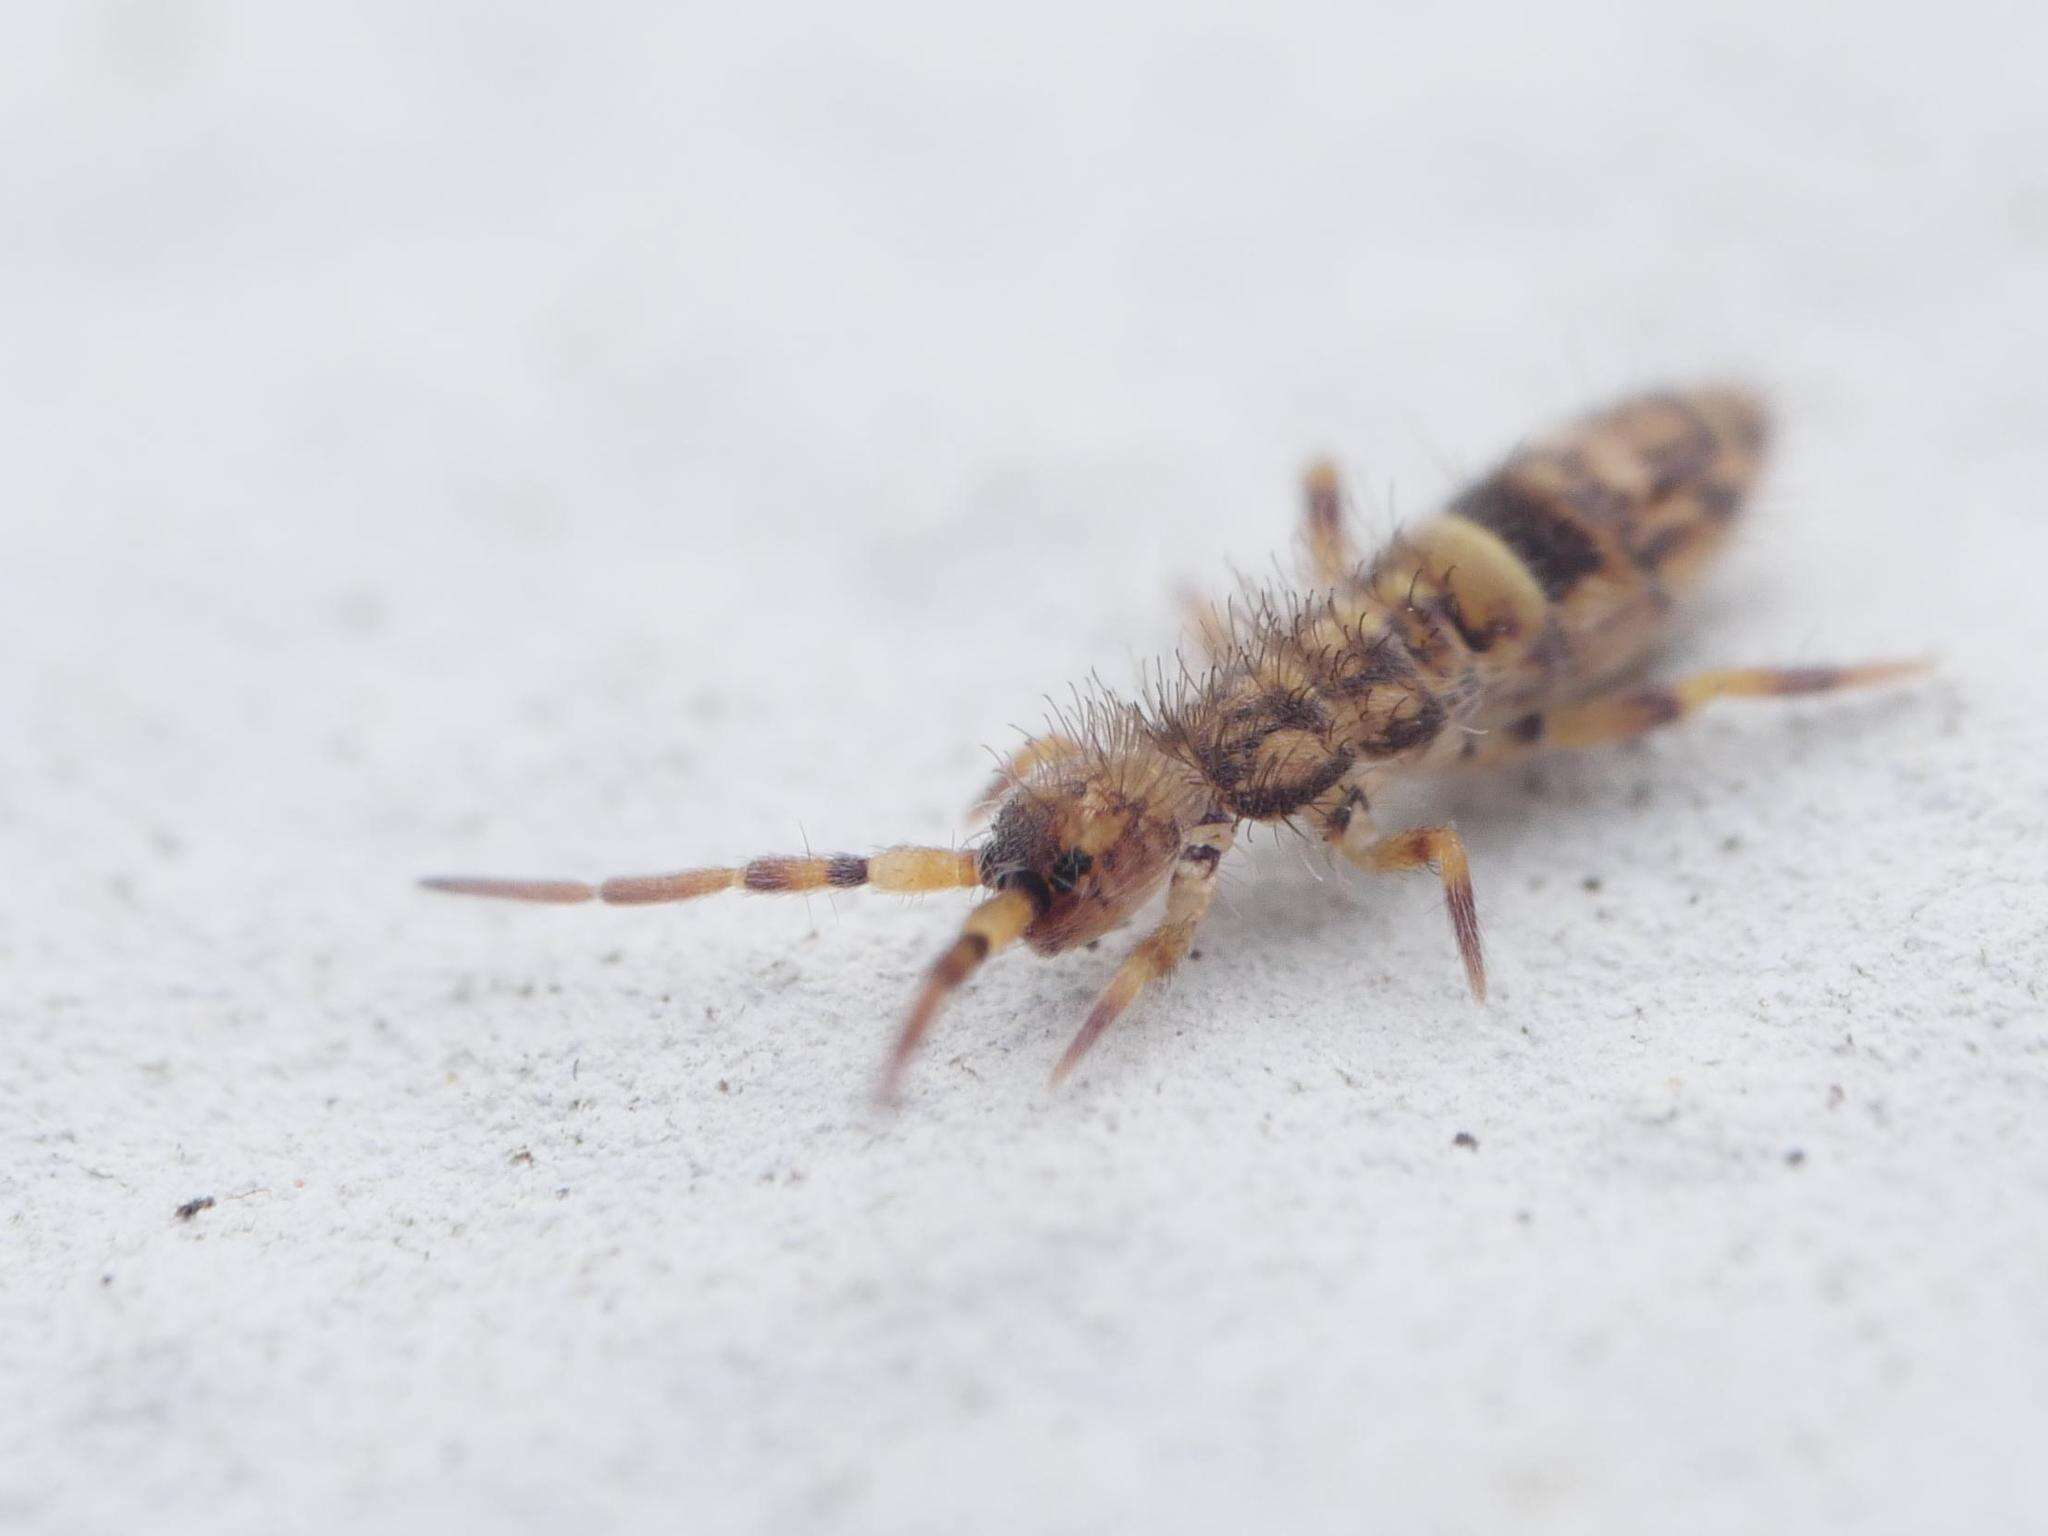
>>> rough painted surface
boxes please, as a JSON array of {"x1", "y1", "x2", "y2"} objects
[{"x1": 4, "y1": 6, "x2": 2045, "y2": 1533}]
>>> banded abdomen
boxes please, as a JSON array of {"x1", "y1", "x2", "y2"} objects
[
  {"x1": 1150, "y1": 387, "x2": 1771, "y2": 822},
  {"x1": 1366, "y1": 387, "x2": 1770, "y2": 724}
]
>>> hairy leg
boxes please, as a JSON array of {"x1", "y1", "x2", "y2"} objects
[
  {"x1": 1050, "y1": 820, "x2": 1236, "y2": 1085},
  {"x1": 1321, "y1": 787, "x2": 1485, "y2": 1002}
]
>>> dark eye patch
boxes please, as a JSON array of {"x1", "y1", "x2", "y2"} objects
[{"x1": 1048, "y1": 849, "x2": 1094, "y2": 893}]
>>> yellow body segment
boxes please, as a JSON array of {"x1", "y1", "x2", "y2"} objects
[{"x1": 1365, "y1": 386, "x2": 1772, "y2": 732}]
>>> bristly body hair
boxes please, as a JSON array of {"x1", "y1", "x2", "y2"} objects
[{"x1": 423, "y1": 384, "x2": 1928, "y2": 1098}]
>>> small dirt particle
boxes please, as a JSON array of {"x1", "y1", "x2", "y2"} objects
[
  {"x1": 1453, "y1": 1131, "x2": 1479, "y2": 1150},
  {"x1": 174, "y1": 1196, "x2": 215, "y2": 1222},
  {"x1": 1784, "y1": 1148, "x2": 1806, "y2": 1167}
]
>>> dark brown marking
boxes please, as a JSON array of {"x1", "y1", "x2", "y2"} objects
[
  {"x1": 1637, "y1": 524, "x2": 1696, "y2": 569},
  {"x1": 1640, "y1": 397, "x2": 1719, "y2": 500},
  {"x1": 1393, "y1": 828, "x2": 1435, "y2": 861},
  {"x1": 1443, "y1": 867, "x2": 1482, "y2": 999},
  {"x1": 743, "y1": 858, "x2": 800, "y2": 892},
  {"x1": 1525, "y1": 621, "x2": 1571, "y2": 681},
  {"x1": 826, "y1": 855, "x2": 869, "y2": 888},
  {"x1": 1224, "y1": 750, "x2": 1355, "y2": 819},
  {"x1": 1307, "y1": 471, "x2": 1341, "y2": 539},
  {"x1": 1696, "y1": 482, "x2": 1743, "y2": 520},
  {"x1": 1450, "y1": 478, "x2": 1605, "y2": 600},
  {"x1": 1565, "y1": 476, "x2": 1636, "y2": 525},
  {"x1": 1049, "y1": 848, "x2": 1093, "y2": 892},
  {"x1": 1508, "y1": 712, "x2": 1544, "y2": 743},
  {"x1": 1001, "y1": 870, "x2": 1053, "y2": 915},
  {"x1": 1437, "y1": 589, "x2": 1508, "y2": 654},
  {"x1": 1765, "y1": 667, "x2": 1843, "y2": 694},
  {"x1": 1381, "y1": 594, "x2": 1464, "y2": 675},
  {"x1": 1186, "y1": 683, "x2": 1342, "y2": 800},
  {"x1": 929, "y1": 931, "x2": 991, "y2": 988},
  {"x1": 1323, "y1": 785, "x2": 1369, "y2": 835},
  {"x1": 1635, "y1": 693, "x2": 1684, "y2": 727},
  {"x1": 1369, "y1": 692, "x2": 1448, "y2": 755},
  {"x1": 1242, "y1": 686, "x2": 1328, "y2": 734},
  {"x1": 1323, "y1": 631, "x2": 1417, "y2": 699},
  {"x1": 1181, "y1": 843, "x2": 1222, "y2": 869}
]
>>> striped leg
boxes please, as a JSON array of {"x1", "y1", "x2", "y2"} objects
[
  {"x1": 1050, "y1": 820, "x2": 1235, "y2": 1085},
  {"x1": 1323, "y1": 789, "x2": 1485, "y2": 1002},
  {"x1": 881, "y1": 886, "x2": 1039, "y2": 1101},
  {"x1": 1468, "y1": 658, "x2": 1929, "y2": 762}
]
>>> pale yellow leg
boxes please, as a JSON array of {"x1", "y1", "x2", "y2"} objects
[
  {"x1": 1325, "y1": 794, "x2": 1485, "y2": 1002},
  {"x1": 881, "y1": 886, "x2": 1038, "y2": 1101},
  {"x1": 1050, "y1": 820, "x2": 1235, "y2": 1085}
]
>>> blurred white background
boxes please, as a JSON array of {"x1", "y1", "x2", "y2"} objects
[{"x1": 4, "y1": 4, "x2": 2045, "y2": 1533}]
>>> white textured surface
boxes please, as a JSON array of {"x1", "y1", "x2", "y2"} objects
[{"x1": 5, "y1": 5, "x2": 2046, "y2": 1533}]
